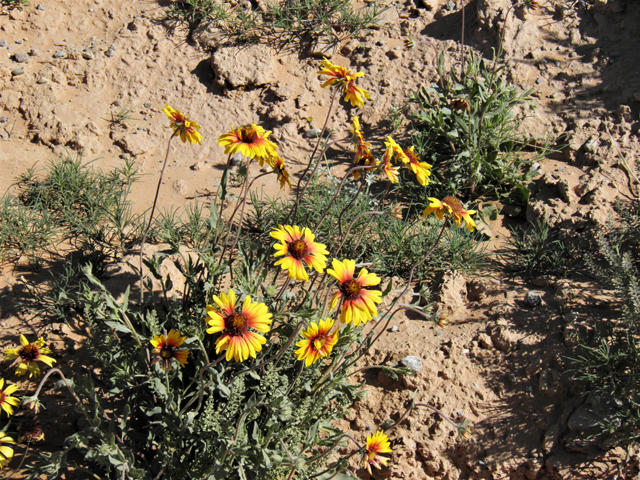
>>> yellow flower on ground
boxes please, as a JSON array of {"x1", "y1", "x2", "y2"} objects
[
  {"x1": 150, "y1": 329, "x2": 189, "y2": 371},
  {"x1": 403, "y1": 146, "x2": 432, "y2": 186},
  {"x1": 295, "y1": 319, "x2": 339, "y2": 367},
  {"x1": 162, "y1": 104, "x2": 203, "y2": 145},
  {"x1": 364, "y1": 430, "x2": 392, "y2": 475},
  {"x1": 217, "y1": 123, "x2": 278, "y2": 165},
  {"x1": 270, "y1": 155, "x2": 292, "y2": 190},
  {"x1": 0, "y1": 379, "x2": 19, "y2": 417},
  {"x1": 0, "y1": 432, "x2": 14, "y2": 470},
  {"x1": 327, "y1": 259, "x2": 382, "y2": 326},
  {"x1": 205, "y1": 289, "x2": 272, "y2": 362},
  {"x1": 318, "y1": 58, "x2": 370, "y2": 107},
  {"x1": 270, "y1": 225, "x2": 329, "y2": 282},
  {"x1": 3, "y1": 335, "x2": 56, "y2": 378},
  {"x1": 423, "y1": 196, "x2": 477, "y2": 231}
]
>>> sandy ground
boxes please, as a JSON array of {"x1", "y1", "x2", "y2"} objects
[{"x1": 2, "y1": 0, "x2": 640, "y2": 478}]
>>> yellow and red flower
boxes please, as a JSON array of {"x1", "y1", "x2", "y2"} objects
[
  {"x1": 0, "y1": 432, "x2": 14, "y2": 470},
  {"x1": 217, "y1": 123, "x2": 278, "y2": 165},
  {"x1": 295, "y1": 319, "x2": 339, "y2": 367},
  {"x1": 269, "y1": 154, "x2": 292, "y2": 190},
  {"x1": 150, "y1": 329, "x2": 189, "y2": 371},
  {"x1": 381, "y1": 140, "x2": 400, "y2": 184},
  {"x1": 423, "y1": 196, "x2": 477, "y2": 231},
  {"x1": 18, "y1": 418, "x2": 44, "y2": 444},
  {"x1": 205, "y1": 289, "x2": 272, "y2": 362},
  {"x1": 3, "y1": 335, "x2": 55, "y2": 378},
  {"x1": 271, "y1": 225, "x2": 329, "y2": 282},
  {"x1": 162, "y1": 104, "x2": 203, "y2": 145},
  {"x1": 364, "y1": 430, "x2": 393, "y2": 474},
  {"x1": 350, "y1": 117, "x2": 378, "y2": 180},
  {"x1": 0, "y1": 379, "x2": 19, "y2": 417},
  {"x1": 318, "y1": 58, "x2": 370, "y2": 107},
  {"x1": 403, "y1": 146, "x2": 432, "y2": 186},
  {"x1": 327, "y1": 259, "x2": 382, "y2": 326}
]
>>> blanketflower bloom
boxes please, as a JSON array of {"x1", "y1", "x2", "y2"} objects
[
  {"x1": 350, "y1": 117, "x2": 377, "y2": 180},
  {"x1": 295, "y1": 319, "x2": 339, "y2": 367},
  {"x1": 327, "y1": 259, "x2": 382, "y2": 326},
  {"x1": 270, "y1": 155, "x2": 292, "y2": 190},
  {"x1": 3, "y1": 335, "x2": 55, "y2": 378},
  {"x1": 217, "y1": 123, "x2": 278, "y2": 165},
  {"x1": 318, "y1": 58, "x2": 370, "y2": 107},
  {"x1": 0, "y1": 379, "x2": 19, "y2": 417},
  {"x1": 18, "y1": 418, "x2": 44, "y2": 443},
  {"x1": 364, "y1": 430, "x2": 392, "y2": 475},
  {"x1": 270, "y1": 225, "x2": 329, "y2": 282},
  {"x1": 205, "y1": 289, "x2": 272, "y2": 362},
  {"x1": 150, "y1": 329, "x2": 189, "y2": 371},
  {"x1": 381, "y1": 142, "x2": 400, "y2": 184},
  {"x1": 423, "y1": 196, "x2": 477, "y2": 231},
  {"x1": 385, "y1": 136, "x2": 410, "y2": 165},
  {"x1": 403, "y1": 146, "x2": 432, "y2": 186},
  {"x1": 0, "y1": 432, "x2": 14, "y2": 470},
  {"x1": 162, "y1": 104, "x2": 203, "y2": 145}
]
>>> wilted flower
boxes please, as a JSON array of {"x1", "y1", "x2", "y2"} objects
[
  {"x1": 423, "y1": 196, "x2": 477, "y2": 231},
  {"x1": 18, "y1": 418, "x2": 44, "y2": 443},
  {"x1": 0, "y1": 432, "x2": 14, "y2": 470},
  {"x1": 270, "y1": 155, "x2": 292, "y2": 190},
  {"x1": 205, "y1": 289, "x2": 272, "y2": 362},
  {"x1": 3, "y1": 335, "x2": 56, "y2": 378},
  {"x1": 150, "y1": 329, "x2": 189, "y2": 371},
  {"x1": 162, "y1": 104, "x2": 203, "y2": 145},
  {"x1": 327, "y1": 259, "x2": 382, "y2": 326},
  {"x1": 390, "y1": 203, "x2": 404, "y2": 220},
  {"x1": 271, "y1": 225, "x2": 329, "y2": 282},
  {"x1": 295, "y1": 319, "x2": 339, "y2": 367},
  {"x1": 364, "y1": 430, "x2": 392, "y2": 474},
  {"x1": 451, "y1": 98, "x2": 470, "y2": 113},
  {"x1": 403, "y1": 36, "x2": 416, "y2": 51},
  {"x1": 350, "y1": 116, "x2": 377, "y2": 180},
  {"x1": 218, "y1": 123, "x2": 278, "y2": 165},
  {"x1": 0, "y1": 379, "x2": 19, "y2": 417}
]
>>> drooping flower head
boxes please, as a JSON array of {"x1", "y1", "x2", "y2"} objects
[
  {"x1": 18, "y1": 418, "x2": 45, "y2": 444},
  {"x1": 3, "y1": 335, "x2": 56, "y2": 378},
  {"x1": 150, "y1": 329, "x2": 189, "y2": 371},
  {"x1": 451, "y1": 98, "x2": 470, "y2": 113},
  {"x1": 423, "y1": 196, "x2": 477, "y2": 231},
  {"x1": 0, "y1": 432, "x2": 14, "y2": 470},
  {"x1": 217, "y1": 123, "x2": 278, "y2": 166},
  {"x1": 0, "y1": 379, "x2": 19, "y2": 417},
  {"x1": 162, "y1": 104, "x2": 203, "y2": 145},
  {"x1": 364, "y1": 430, "x2": 393, "y2": 475},
  {"x1": 271, "y1": 225, "x2": 329, "y2": 282},
  {"x1": 205, "y1": 290, "x2": 272, "y2": 362},
  {"x1": 269, "y1": 155, "x2": 292, "y2": 190},
  {"x1": 327, "y1": 259, "x2": 382, "y2": 326},
  {"x1": 295, "y1": 319, "x2": 339, "y2": 367},
  {"x1": 350, "y1": 117, "x2": 377, "y2": 180},
  {"x1": 318, "y1": 58, "x2": 370, "y2": 107},
  {"x1": 381, "y1": 139, "x2": 400, "y2": 184},
  {"x1": 403, "y1": 146, "x2": 432, "y2": 186}
]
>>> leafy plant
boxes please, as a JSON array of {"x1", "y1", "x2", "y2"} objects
[{"x1": 405, "y1": 50, "x2": 547, "y2": 200}]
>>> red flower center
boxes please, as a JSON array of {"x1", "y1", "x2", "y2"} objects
[
  {"x1": 289, "y1": 239, "x2": 309, "y2": 260},
  {"x1": 0, "y1": 391, "x2": 5, "y2": 404},
  {"x1": 160, "y1": 346, "x2": 174, "y2": 359},
  {"x1": 442, "y1": 196, "x2": 464, "y2": 215},
  {"x1": 225, "y1": 313, "x2": 248, "y2": 336},
  {"x1": 19, "y1": 344, "x2": 40, "y2": 362},
  {"x1": 340, "y1": 279, "x2": 362, "y2": 301},
  {"x1": 240, "y1": 127, "x2": 259, "y2": 144}
]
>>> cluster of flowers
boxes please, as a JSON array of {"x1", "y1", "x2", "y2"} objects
[{"x1": 0, "y1": 335, "x2": 54, "y2": 468}]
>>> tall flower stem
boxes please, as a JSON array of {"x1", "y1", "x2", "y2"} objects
[{"x1": 139, "y1": 135, "x2": 175, "y2": 306}]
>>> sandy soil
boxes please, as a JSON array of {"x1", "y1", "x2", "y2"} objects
[{"x1": 2, "y1": 0, "x2": 640, "y2": 478}]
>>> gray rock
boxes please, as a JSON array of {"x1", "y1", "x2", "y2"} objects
[
  {"x1": 53, "y1": 50, "x2": 67, "y2": 59},
  {"x1": 524, "y1": 291, "x2": 542, "y2": 307},
  {"x1": 143, "y1": 102, "x2": 152, "y2": 108},
  {"x1": 400, "y1": 355, "x2": 422, "y2": 373},
  {"x1": 0, "y1": 40, "x2": 6, "y2": 47},
  {"x1": 12, "y1": 53, "x2": 28, "y2": 63},
  {"x1": 568, "y1": 393, "x2": 623, "y2": 434},
  {"x1": 11, "y1": 68, "x2": 25, "y2": 76},
  {"x1": 36, "y1": 4, "x2": 45, "y2": 10},
  {"x1": 376, "y1": 39, "x2": 386, "y2": 46},
  {"x1": 105, "y1": 46, "x2": 115, "y2": 57},
  {"x1": 15, "y1": 39, "x2": 22, "y2": 45},
  {"x1": 390, "y1": 325, "x2": 398, "y2": 332},
  {"x1": 231, "y1": 153, "x2": 243, "y2": 166},
  {"x1": 36, "y1": 77, "x2": 48, "y2": 84},
  {"x1": 446, "y1": 0, "x2": 456, "y2": 10},
  {"x1": 28, "y1": 49, "x2": 40, "y2": 56},
  {"x1": 305, "y1": 128, "x2": 322, "y2": 139},
  {"x1": 82, "y1": 51, "x2": 94, "y2": 60},
  {"x1": 584, "y1": 137, "x2": 598, "y2": 154},
  {"x1": 535, "y1": 77, "x2": 543, "y2": 85},
  {"x1": 0, "y1": 116, "x2": 7, "y2": 123}
]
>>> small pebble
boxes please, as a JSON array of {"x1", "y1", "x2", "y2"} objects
[
  {"x1": 0, "y1": 132, "x2": 7, "y2": 140},
  {"x1": 7, "y1": 46, "x2": 12, "y2": 51},
  {"x1": 304, "y1": 128, "x2": 322, "y2": 139},
  {"x1": 462, "y1": 349, "x2": 470, "y2": 355},
  {"x1": 15, "y1": 39, "x2": 22, "y2": 45},
  {"x1": 535, "y1": 77, "x2": 543, "y2": 85},
  {"x1": 143, "y1": 102, "x2": 152, "y2": 108},
  {"x1": 11, "y1": 68, "x2": 25, "y2": 76},
  {"x1": 0, "y1": 116, "x2": 7, "y2": 123},
  {"x1": 400, "y1": 355, "x2": 422, "y2": 373},
  {"x1": 105, "y1": 46, "x2": 115, "y2": 57},
  {"x1": 28, "y1": 49, "x2": 40, "y2": 56},
  {"x1": 569, "y1": 51, "x2": 577, "y2": 58},
  {"x1": 231, "y1": 153, "x2": 243, "y2": 166},
  {"x1": 12, "y1": 53, "x2": 28, "y2": 63},
  {"x1": 113, "y1": 100, "x2": 122, "y2": 107},
  {"x1": 390, "y1": 325, "x2": 398, "y2": 332},
  {"x1": 36, "y1": 77, "x2": 48, "y2": 84},
  {"x1": 0, "y1": 40, "x2": 6, "y2": 48},
  {"x1": 53, "y1": 50, "x2": 67, "y2": 59},
  {"x1": 82, "y1": 51, "x2": 94, "y2": 60},
  {"x1": 446, "y1": 0, "x2": 456, "y2": 10},
  {"x1": 37, "y1": 4, "x2": 45, "y2": 10},
  {"x1": 376, "y1": 39, "x2": 386, "y2": 46},
  {"x1": 524, "y1": 291, "x2": 542, "y2": 307}
]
